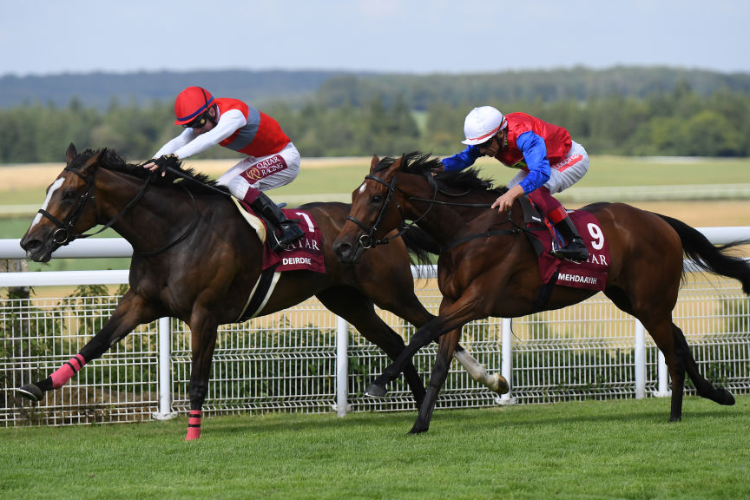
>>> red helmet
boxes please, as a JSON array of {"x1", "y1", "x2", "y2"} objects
[{"x1": 174, "y1": 86, "x2": 214, "y2": 126}]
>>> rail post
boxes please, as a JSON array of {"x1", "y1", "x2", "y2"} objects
[
  {"x1": 499, "y1": 318, "x2": 515, "y2": 404},
  {"x1": 153, "y1": 317, "x2": 177, "y2": 420},
  {"x1": 654, "y1": 351, "x2": 671, "y2": 398},
  {"x1": 335, "y1": 315, "x2": 349, "y2": 417},
  {"x1": 634, "y1": 319, "x2": 646, "y2": 399}
]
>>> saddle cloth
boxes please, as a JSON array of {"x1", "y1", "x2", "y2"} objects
[
  {"x1": 232, "y1": 198, "x2": 326, "y2": 274},
  {"x1": 520, "y1": 198, "x2": 610, "y2": 292}
]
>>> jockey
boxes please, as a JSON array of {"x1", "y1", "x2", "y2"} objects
[
  {"x1": 144, "y1": 86, "x2": 304, "y2": 250},
  {"x1": 441, "y1": 106, "x2": 590, "y2": 262}
]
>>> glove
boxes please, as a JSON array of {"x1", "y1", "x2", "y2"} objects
[
  {"x1": 151, "y1": 154, "x2": 178, "y2": 174},
  {"x1": 144, "y1": 154, "x2": 179, "y2": 177}
]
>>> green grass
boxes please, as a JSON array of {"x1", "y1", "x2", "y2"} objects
[
  {"x1": 2, "y1": 397, "x2": 749, "y2": 499},
  {"x1": 267, "y1": 156, "x2": 750, "y2": 198}
]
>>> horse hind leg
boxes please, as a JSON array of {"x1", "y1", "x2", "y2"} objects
[
  {"x1": 642, "y1": 318, "x2": 689, "y2": 421},
  {"x1": 607, "y1": 287, "x2": 688, "y2": 421},
  {"x1": 185, "y1": 313, "x2": 220, "y2": 441},
  {"x1": 453, "y1": 348, "x2": 509, "y2": 395},
  {"x1": 673, "y1": 324, "x2": 735, "y2": 407}
]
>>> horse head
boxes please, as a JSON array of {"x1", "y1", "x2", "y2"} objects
[
  {"x1": 334, "y1": 153, "x2": 423, "y2": 264},
  {"x1": 20, "y1": 143, "x2": 106, "y2": 262}
]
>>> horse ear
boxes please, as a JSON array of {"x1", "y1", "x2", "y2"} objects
[
  {"x1": 65, "y1": 143, "x2": 78, "y2": 165},
  {"x1": 369, "y1": 155, "x2": 380, "y2": 172},
  {"x1": 80, "y1": 149, "x2": 105, "y2": 176}
]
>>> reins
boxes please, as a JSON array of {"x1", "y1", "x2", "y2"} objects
[{"x1": 351, "y1": 169, "x2": 529, "y2": 252}]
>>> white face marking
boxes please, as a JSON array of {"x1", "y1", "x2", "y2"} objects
[
  {"x1": 358, "y1": 183, "x2": 367, "y2": 194},
  {"x1": 30, "y1": 177, "x2": 65, "y2": 228}
]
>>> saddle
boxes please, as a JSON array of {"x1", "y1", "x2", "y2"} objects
[
  {"x1": 518, "y1": 196, "x2": 609, "y2": 293},
  {"x1": 231, "y1": 198, "x2": 326, "y2": 321}
]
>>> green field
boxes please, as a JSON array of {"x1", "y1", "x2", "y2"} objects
[
  {"x1": 2, "y1": 155, "x2": 749, "y2": 273},
  {"x1": 1, "y1": 397, "x2": 748, "y2": 499}
]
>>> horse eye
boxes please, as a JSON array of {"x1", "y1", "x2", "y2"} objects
[
  {"x1": 63, "y1": 191, "x2": 78, "y2": 200},
  {"x1": 371, "y1": 195, "x2": 382, "y2": 204}
]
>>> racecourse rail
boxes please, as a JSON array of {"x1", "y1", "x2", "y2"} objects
[{"x1": 1, "y1": 228, "x2": 749, "y2": 427}]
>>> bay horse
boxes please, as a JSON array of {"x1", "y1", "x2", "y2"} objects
[
  {"x1": 333, "y1": 152, "x2": 750, "y2": 434},
  {"x1": 16, "y1": 144, "x2": 506, "y2": 440}
]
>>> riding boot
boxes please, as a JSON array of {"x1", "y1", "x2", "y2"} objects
[
  {"x1": 551, "y1": 216, "x2": 590, "y2": 262},
  {"x1": 249, "y1": 192, "x2": 305, "y2": 251}
]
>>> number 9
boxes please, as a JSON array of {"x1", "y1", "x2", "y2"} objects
[{"x1": 587, "y1": 223, "x2": 604, "y2": 250}]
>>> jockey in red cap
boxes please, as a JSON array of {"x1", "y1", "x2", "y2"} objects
[
  {"x1": 145, "y1": 86, "x2": 304, "y2": 250},
  {"x1": 442, "y1": 106, "x2": 590, "y2": 262}
]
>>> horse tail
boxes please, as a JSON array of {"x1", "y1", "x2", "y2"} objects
[
  {"x1": 657, "y1": 214, "x2": 750, "y2": 295},
  {"x1": 401, "y1": 225, "x2": 439, "y2": 267}
]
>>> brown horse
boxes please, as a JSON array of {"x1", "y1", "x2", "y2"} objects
[
  {"x1": 334, "y1": 152, "x2": 750, "y2": 434},
  {"x1": 17, "y1": 145, "x2": 506, "y2": 440}
]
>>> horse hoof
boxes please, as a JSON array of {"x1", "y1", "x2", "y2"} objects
[
  {"x1": 16, "y1": 384, "x2": 43, "y2": 402},
  {"x1": 408, "y1": 425, "x2": 429, "y2": 435},
  {"x1": 365, "y1": 383, "x2": 388, "y2": 398},
  {"x1": 720, "y1": 389, "x2": 735, "y2": 406},
  {"x1": 491, "y1": 374, "x2": 510, "y2": 395}
]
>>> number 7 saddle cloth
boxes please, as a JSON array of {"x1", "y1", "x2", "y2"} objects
[{"x1": 232, "y1": 198, "x2": 326, "y2": 274}]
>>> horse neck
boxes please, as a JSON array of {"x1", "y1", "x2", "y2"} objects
[
  {"x1": 399, "y1": 177, "x2": 504, "y2": 247},
  {"x1": 94, "y1": 169, "x2": 195, "y2": 251},
  {"x1": 398, "y1": 179, "x2": 470, "y2": 246}
]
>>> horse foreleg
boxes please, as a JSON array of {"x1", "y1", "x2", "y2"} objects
[
  {"x1": 367, "y1": 297, "x2": 479, "y2": 398},
  {"x1": 365, "y1": 314, "x2": 446, "y2": 398},
  {"x1": 185, "y1": 312, "x2": 219, "y2": 441},
  {"x1": 17, "y1": 291, "x2": 160, "y2": 401},
  {"x1": 409, "y1": 328, "x2": 461, "y2": 435}
]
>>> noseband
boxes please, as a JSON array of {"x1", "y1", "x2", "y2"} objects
[
  {"x1": 346, "y1": 173, "x2": 438, "y2": 249},
  {"x1": 38, "y1": 166, "x2": 106, "y2": 245}
]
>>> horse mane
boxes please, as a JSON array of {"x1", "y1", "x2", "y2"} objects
[
  {"x1": 75, "y1": 148, "x2": 230, "y2": 197},
  {"x1": 374, "y1": 151, "x2": 505, "y2": 195}
]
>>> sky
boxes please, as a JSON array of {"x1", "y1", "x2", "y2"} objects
[{"x1": 1, "y1": 0, "x2": 749, "y2": 77}]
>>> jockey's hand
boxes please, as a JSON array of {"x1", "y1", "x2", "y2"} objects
[
  {"x1": 431, "y1": 163, "x2": 446, "y2": 176},
  {"x1": 491, "y1": 185, "x2": 525, "y2": 213},
  {"x1": 143, "y1": 154, "x2": 178, "y2": 176}
]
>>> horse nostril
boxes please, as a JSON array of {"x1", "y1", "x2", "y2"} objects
[
  {"x1": 21, "y1": 239, "x2": 41, "y2": 251},
  {"x1": 334, "y1": 242, "x2": 350, "y2": 258}
]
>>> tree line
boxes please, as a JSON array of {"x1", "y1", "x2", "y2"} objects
[{"x1": 1, "y1": 80, "x2": 749, "y2": 165}]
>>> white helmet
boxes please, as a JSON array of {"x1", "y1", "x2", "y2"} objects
[{"x1": 461, "y1": 106, "x2": 507, "y2": 145}]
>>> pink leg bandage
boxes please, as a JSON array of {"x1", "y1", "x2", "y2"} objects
[
  {"x1": 50, "y1": 354, "x2": 86, "y2": 389},
  {"x1": 185, "y1": 410, "x2": 202, "y2": 441}
]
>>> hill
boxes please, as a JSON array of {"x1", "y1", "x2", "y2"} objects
[
  {"x1": 1, "y1": 66, "x2": 749, "y2": 110},
  {"x1": 0, "y1": 69, "x2": 366, "y2": 109}
]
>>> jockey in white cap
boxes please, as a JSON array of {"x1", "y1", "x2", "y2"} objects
[{"x1": 442, "y1": 106, "x2": 590, "y2": 261}]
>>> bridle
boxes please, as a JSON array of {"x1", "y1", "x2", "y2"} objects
[
  {"x1": 346, "y1": 170, "x2": 523, "y2": 251},
  {"x1": 345, "y1": 172, "x2": 439, "y2": 249},
  {"x1": 37, "y1": 164, "x2": 199, "y2": 256}
]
